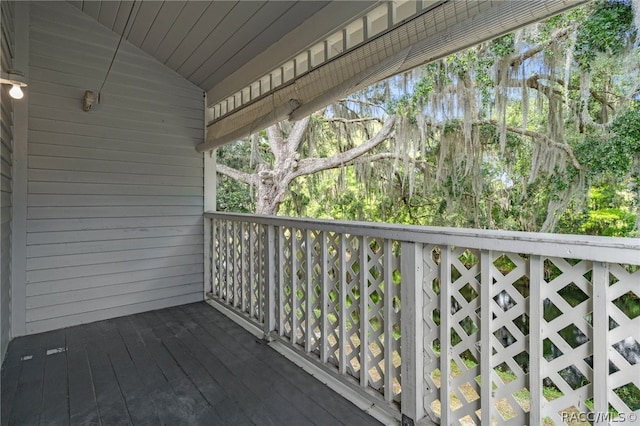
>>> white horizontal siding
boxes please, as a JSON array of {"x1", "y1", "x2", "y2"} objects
[
  {"x1": 26, "y1": 1, "x2": 204, "y2": 334},
  {"x1": 28, "y1": 226, "x2": 202, "y2": 245},
  {"x1": 27, "y1": 235, "x2": 204, "y2": 257},
  {"x1": 29, "y1": 170, "x2": 202, "y2": 187},
  {"x1": 27, "y1": 264, "x2": 204, "y2": 296},
  {"x1": 27, "y1": 215, "x2": 202, "y2": 232},
  {"x1": 29, "y1": 156, "x2": 202, "y2": 176},
  {"x1": 29, "y1": 182, "x2": 203, "y2": 196},
  {"x1": 1, "y1": 0, "x2": 14, "y2": 360},
  {"x1": 28, "y1": 206, "x2": 203, "y2": 219}
]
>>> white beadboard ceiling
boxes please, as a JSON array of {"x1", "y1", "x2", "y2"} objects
[{"x1": 68, "y1": 1, "x2": 377, "y2": 106}]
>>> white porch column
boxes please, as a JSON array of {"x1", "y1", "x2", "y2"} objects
[
  {"x1": 400, "y1": 242, "x2": 425, "y2": 425},
  {"x1": 203, "y1": 98, "x2": 216, "y2": 299}
]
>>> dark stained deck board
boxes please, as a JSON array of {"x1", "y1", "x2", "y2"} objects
[
  {"x1": 66, "y1": 346, "x2": 100, "y2": 426},
  {"x1": 84, "y1": 333, "x2": 132, "y2": 425},
  {"x1": 158, "y1": 308, "x2": 297, "y2": 426},
  {"x1": 112, "y1": 315, "x2": 203, "y2": 426},
  {"x1": 125, "y1": 313, "x2": 224, "y2": 425},
  {"x1": 1, "y1": 302, "x2": 382, "y2": 426},
  {"x1": 174, "y1": 307, "x2": 344, "y2": 426},
  {"x1": 40, "y1": 349, "x2": 69, "y2": 425},
  {"x1": 182, "y1": 304, "x2": 380, "y2": 426},
  {"x1": 0, "y1": 362, "x2": 21, "y2": 426},
  {"x1": 8, "y1": 342, "x2": 46, "y2": 425}
]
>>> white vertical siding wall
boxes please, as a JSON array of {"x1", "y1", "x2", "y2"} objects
[
  {"x1": 1, "y1": 0, "x2": 15, "y2": 359},
  {"x1": 25, "y1": 2, "x2": 204, "y2": 334}
]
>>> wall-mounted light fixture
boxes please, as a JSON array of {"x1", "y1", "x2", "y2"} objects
[{"x1": 0, "y1": 70, "x2": 27, "y2": 100}]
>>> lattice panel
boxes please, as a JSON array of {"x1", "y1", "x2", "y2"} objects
[
  {"x1": 249, "y1": 223, "x2": 265, "y2": 324},
  {"x1": 364, "y1": 237, "x2": 385, "y2": 391},
  {"x1": 387, "y1": 240, "x2": 402, "y2": 402},
  {"x1": 306, "y1": 230, "x2": 322, "y2": 353},
  {"x1": 293, "y1": 229, "x2": 307, "y2": 347},
  {"x1": 226, "y1": 221, "x2": 237, "y2": 305},
  {"x1": 325, "y1": 231, "x2": 341, "y2": 367},
  {"x1": 212, "y1": 219, "x2": 222, "y2": 298},
  {"x1": 489, "y1": 253, "x2": 530, "y2": 425},
  {"x1": 344, "y1": 234, "x2": 362, "y2": 378},
  {"x1": 239, "y1": 222, "x2": 250, "y2": 315},
  {"x1": 218, "y1": 221, "x2": 229, "y2": 301},
  {"x1": 232, "y1": 222, "x2": 242, "y2": 308},
  {"x1": 279, "y1": 227, "x2": 294, "y2": 338},
  {"x1": 540, "y1": 257, "x2": 594, "y2": 424},
  {"x1": 448, "y1": 248, "x2": 482, "y2": 424},
  {"x1": 607, "y1": 264, "x2": 640, "y2": 420},
  {"x1": 422, "y1": 245, "x2": 442, "y2": 421}
]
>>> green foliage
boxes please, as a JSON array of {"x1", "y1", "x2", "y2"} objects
[
  {"x1": 215, "y1": 141, "x2": 255, "y2": 212},
  {"x1": 489, "y1": 33, "x2": 515, "y2": 57},
  {"x1": 575, "y1": 103, "x2": 640, "y2": 179},
  {"x1": 216, "y1": 176, "x2": 254, "y2": 213},
  {"x1": 574, "y1": 0, "x2": 635, "y2": 69}
]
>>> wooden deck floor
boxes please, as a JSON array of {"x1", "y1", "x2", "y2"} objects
[{"x1": 1, "y1": 302, "x2": 380, "y2": 426}]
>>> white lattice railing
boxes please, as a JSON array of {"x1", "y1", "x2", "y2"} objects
[{"x1": 204, "y1": 212, "x2": 640, "y2": 425}]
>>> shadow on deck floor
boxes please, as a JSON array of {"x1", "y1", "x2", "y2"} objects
[{"x1": 1, "y1": 302, "x2": 381, "y2": 425}]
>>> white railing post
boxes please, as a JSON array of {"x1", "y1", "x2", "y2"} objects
[
  {"x1": 480, "y1": 250, "x2": 493, "y2": 425},
  {"x1": 383, "y1": 239, "x2": 393, "y2": 403},
  {"x1": 529, "y1": 255, "x2": 543, "y2": 425},
  {"x1": 277, "y1": 228, "x2": 286, "y2": 336},
  {"x1": 258, "y1": 225, "x2": 265, "y2": 323},
  {"x1": 338, "y1": 234, "x2": 347, "y2": 373},
  {"x1": 219, "y1": 221, "x2": 225, "y2": 299},
  {"x1": 305, "y1": 230, "x2": 313, "y2": 353},
  {"x1": 224, "y1": 221, "x2": 233, "y2": 305},
  {"x1": 263, "y1": 225, "x2": 277, "y2": 339},
  {"x1": 360, "y1": 236, "x2": 369, "y2": 388},
  {"x1": 204, "y1": 217, "x2": 214, "y2": 297},
  {"x1": 233, "y1": 221, "x2": 239, "y2": 307},
  {"x1": 400, "y1": 242, "x2": 425, "y2": 425},
  {"x1": 439, "y1": 245, "x2": 452, "y2": 426},
  {"x1": 291, "y1": 229, "x2": 299, "y2": 345},
  {"x1": 203, "y1": 149, "x2": 216, "y2": 299},
  {"x1": 592, "y1": 261, "x2": 610, "y2": 425},
  {"x1": 240, "y1": 222, "x2": 247, "y2": 313},
  {"x1": 249, "y1": 224, "x2": 255, "y2": 319},
  {"x1": 320, "y1": 231, "x2": 329, "y2": 363}
]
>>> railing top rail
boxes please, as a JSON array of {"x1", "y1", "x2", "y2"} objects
[{"x1": 205, "y1": 211, "x2": 640, "y2": 264}]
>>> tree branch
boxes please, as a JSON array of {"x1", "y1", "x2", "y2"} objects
[
  {"x1": 510, "y1": 74, "x2": 615, "y2": 109},
  {"x1": 337, "y1": 98, "x2": 389, "y2": 113},
  {"x1": 353, "y1": 152, "x2": 434, "y2": 171},
  {"x1": 509, "y1": 25, "x2": 577, "y2": 67},
  {"x1": 216, "y1": 164, "x2": 256, "y2": 186},
  {"x1": 286, "y1": 116, "x2": 311, "y2": 154},
  {"x1": 293, "y1": 116, "x2": 396, "y2": 179},
  {"x1": 481, "y1": 120, "x2": 581, "y2": 169},
  {"x1": 324, "y1": 117, "x2": 383, "y2": 125},
  {"x1": 405, "y1": 117, "x2": 582, "y2": 170},
  {"x1": 266, "y1": 124, "x2": 285, "y2": 161}
]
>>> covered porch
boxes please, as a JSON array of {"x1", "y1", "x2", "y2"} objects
[{"x1": 1, "y1": 1, "x2": 638, "y2": 425}]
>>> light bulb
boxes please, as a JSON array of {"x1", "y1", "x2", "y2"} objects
[{"x1": 9, "y1": 84, "x2": 23, "y2": 99}]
